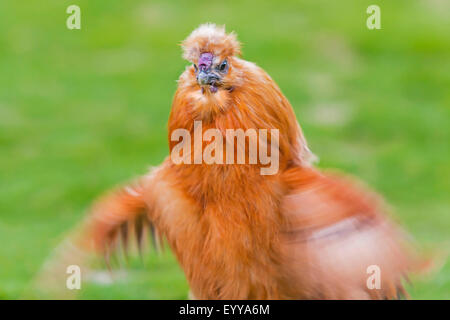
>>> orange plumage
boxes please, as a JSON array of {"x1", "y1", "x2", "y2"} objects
[{"x1": 44, "y1": 24, "x2": 418, "y2": 299}]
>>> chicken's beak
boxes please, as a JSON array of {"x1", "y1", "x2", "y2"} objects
[{"x1": 197, "y1": 70, "x2": 220, "y2": 86}]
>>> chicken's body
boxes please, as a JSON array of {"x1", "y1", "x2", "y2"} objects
[{"x1": 50, "y1": 24, "x2": 415, "y2": 299}]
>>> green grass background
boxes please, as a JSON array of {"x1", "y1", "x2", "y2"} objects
[{"x1": 0, "y1": 0, "x2": 449, "y2": 299}]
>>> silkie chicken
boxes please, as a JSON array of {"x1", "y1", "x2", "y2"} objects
[{"x1": 42, "y1": 24, "x2": 421, "y2": 299}]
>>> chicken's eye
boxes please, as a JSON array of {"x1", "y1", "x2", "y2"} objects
[{"x1": 219, "y1": 60, "x2": 228, "y2": 72}]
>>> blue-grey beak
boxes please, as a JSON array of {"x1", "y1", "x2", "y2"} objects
[{"x1": 197, "y1": 70, "x2": 220, "y2": 86}]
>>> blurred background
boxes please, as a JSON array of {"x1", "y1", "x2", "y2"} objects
[{"x1": 0, "y1": 0, "x2": 449, "y2": 299}]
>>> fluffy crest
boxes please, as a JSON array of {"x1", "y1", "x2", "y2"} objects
[{"x1": 182, "y1": 23, "x2": 241, "y2": 62}]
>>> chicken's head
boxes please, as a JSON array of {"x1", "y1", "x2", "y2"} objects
[{"x1": 181, "y1": 23, "x2": 241, "y2": 95}]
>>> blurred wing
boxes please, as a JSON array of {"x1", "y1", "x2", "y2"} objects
[
  {"x1": 25, "y1": 170, "x2": 164, "y2": 298},
  {"x1": 279, "y1": 167, "x2": 415, "y2": 299}
]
